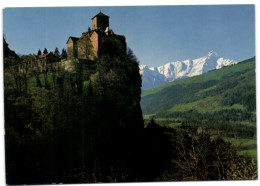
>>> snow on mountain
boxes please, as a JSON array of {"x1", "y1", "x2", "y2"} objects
[{"x1": 140, "y1": 51, "x2": 237, "y2": 89}]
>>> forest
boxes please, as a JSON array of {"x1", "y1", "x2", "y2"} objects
[{"x1": 4, "y1": 37, "x2": 257, "y2": 184}]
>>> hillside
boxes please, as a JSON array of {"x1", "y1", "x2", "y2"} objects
[
  {"x1": 4, "y1": 37, "x2": 144, "y2": 184},
  {"x1": 141, "y1": 57, "x2": 255, "y2": 115},
  {"x1": 141, "y1": 57, "x2": 256, "y2": 158},
  {"x1": 3, "y1": 38, "x2": 20, "y2": 59}
]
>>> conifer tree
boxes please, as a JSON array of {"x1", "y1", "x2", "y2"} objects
[
  {"x1": 37, "y1": 49, "x2": 42, "y2": 56},
  {"x1": 61, "y1": 48, "x2": 67, "y2": 59},
  {"x1": 54, "y1": 47, "x2": 60, "y2": 58},
  {"x1": 43, "y1": 48, "x2": 48, "y2": 54}
]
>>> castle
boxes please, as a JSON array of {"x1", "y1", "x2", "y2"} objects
[
  {"x1": 67, "y1": 11, "x2": 126, "y2": 60},
  {"x1": 18, "y1": 12, "x2": 126, "y2": 73}
]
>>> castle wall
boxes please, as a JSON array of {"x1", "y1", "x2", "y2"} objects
[
  {"x1": 92, "y1": 17, "x2": 98, "y2": 30},
  {"x1": 67, "y1": 38, "x2": 78, "y2": 59},
  {"x1": 90, "y1": 32, "x2": 99, "y2": 58},
  {"x1": 77, "y1": 38, "x2": 86, "y2": 59},
  {"x1": 67, "y1": 39, "x2": 74, "y2": 59},
  {"x1": 19, "y1": 59, "x2": 76, "y2": 73},
  {"x1": 77, "y1": 32, "x2": 97, "y2": 60},
  {"x1": 54, "y1": 59, "x2": 75, "y2": 72}
]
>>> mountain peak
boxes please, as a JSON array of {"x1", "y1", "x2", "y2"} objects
[
  {"x1": 207, "y1": 50, "x2": 219, "y2": 57},
  {"x1": 207, "y1": 50, "x2": 218, "y2": 57}
]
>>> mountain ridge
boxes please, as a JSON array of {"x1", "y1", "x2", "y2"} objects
[{"x1": 140, "y1": 51, "x2": 237, "y2": 89}]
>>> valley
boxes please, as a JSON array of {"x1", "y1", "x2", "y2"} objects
[{"x1": 141, "y1": 57, "x2": 256, "y2": 158}]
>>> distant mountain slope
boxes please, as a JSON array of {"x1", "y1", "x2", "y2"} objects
[
  {"x1": 141, "y1": 57, "x2": 255, "y2": 116},
  {"x1": 140, "y1": 51, "x2": 237, "y2": 89}
]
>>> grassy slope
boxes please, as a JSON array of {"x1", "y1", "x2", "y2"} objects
[
  {"x1": 142, "y1": 58, "x2": 254, "y2": 97},
  {"x1": 141, "y1": 57, "x2": 255, "y2": 115},
  {"x1": 224, "y1": 137, "x2": 257, "y2": 159}
]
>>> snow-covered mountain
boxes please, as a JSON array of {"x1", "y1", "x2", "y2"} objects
[{"x1": 140, "y1": 51, "x2": 237, "y2": 89}]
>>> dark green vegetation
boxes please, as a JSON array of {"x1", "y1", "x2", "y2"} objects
[
  {"x1": 4, "y1": 36, "x2": 257, "y2": 184},
  {"x1": 141, "y1": 57, "x2": 257, "y2": 158},
  {"x1": 5, "y1": 37, "x2": 144, "y2": 184}
]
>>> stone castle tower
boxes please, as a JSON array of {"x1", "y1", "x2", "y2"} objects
[
  {"x1": 67, "y1": 12, "x2": 126, "y2": 60},
  {"x1": 92, "y1": 12, "x2": 109, "y2": 31}
]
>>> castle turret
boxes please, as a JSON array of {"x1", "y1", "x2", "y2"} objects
[{"x1": 91, "y1": 12, "x2": 109, "y2": 31}]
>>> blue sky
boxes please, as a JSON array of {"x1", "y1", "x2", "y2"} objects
[{"x1": 3, "y1": 5, "x2": 255, "y2": 66}]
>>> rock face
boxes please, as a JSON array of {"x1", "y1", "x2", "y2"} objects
[{"x1": 140, "y1": 51, "x2": 237, "y2": 89}]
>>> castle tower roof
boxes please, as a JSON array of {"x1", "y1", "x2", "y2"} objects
[{"x1": 91, "y1": 12, "x2": 109, "y2": 20}]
